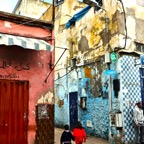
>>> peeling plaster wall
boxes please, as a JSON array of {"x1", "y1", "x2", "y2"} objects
[
  {"x1": 0, "y1": 8, "x2": 54, "y2": 144},
  {"x1": 116, "y1": 0, "x2": 144, "y2": 50},
  {"x1": 52, "y1": 0, "x2": 144, "y2": 141},
  {"x1": 55, "y1": 58, "x2": 111, "y2": 139},
  {"x1": 55, "y1": 70, "x2": 78, "y2": 127},
  {"x1": 53, "y1": 0, "x2": 121, "y2": 140},
  {"x1": 53, "y1": 0, "x2": 121, "y2": 71},
  {"x1": 0, "y1": 45, "x2": 54, "y2": 144},
  {"x1": 14, "y1": 0, "x2": 50, "y2": 19}
]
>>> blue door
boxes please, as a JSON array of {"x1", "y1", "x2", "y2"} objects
[
  {"x1": 69, "y1": 92, "x2": 78, "y2": 130},
  {"x1": 140, "y1": 68, "x2": 144, "y2": 108}
]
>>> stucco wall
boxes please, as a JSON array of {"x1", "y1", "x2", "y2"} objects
[
  {"x1": 0, "y1": 45, "x2": 54, "y2": 143},
  {"x1": 29, "y1": 0, "x2": 144, "y2": 141},
  {"x1": 0, "y1": 20, "x2": 52, "y2": 43},
  {"x1": 55, "y1": 57, "x2": 111, "y2": 139},
  {"x1": 15, "y1": 0, "x2": 50, "y2": 19},
  {"x1": 53, "y1": 0, "x2": 121, "y2": 139}
]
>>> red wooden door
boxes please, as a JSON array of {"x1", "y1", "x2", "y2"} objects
[{"x1": 0, "y1": 79, "x2": 29, "y2": 144}]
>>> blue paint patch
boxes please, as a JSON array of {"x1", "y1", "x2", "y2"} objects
[{"x1": 55, "y1": 64, "x2": 115, "y2": 139}]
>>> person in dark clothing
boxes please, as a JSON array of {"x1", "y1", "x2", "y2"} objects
[{"x1": 60, "y1": 124, "x2": 75, "y2": 144}]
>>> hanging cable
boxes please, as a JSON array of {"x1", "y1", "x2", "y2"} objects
[
  {"x1": 54, "y1": 46, "x2": 69, "y2": 50},
  {"x1": 44, "y1": 48, "x2": 68, "y2": 82},
  {"x1": 118, "y1": 0, "x2": 127, "y2": 49},
  {"x1": 94, "y1": 2, "x2": 110, "y2": 51},
  {"x1": 54, "y1": 69, "x2": 74, "y2": 81}
]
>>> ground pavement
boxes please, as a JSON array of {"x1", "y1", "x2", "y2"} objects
[{"x1": 55, "y1": 128, "x2": 109, "y2": 144}]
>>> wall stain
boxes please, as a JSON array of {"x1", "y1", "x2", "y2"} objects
[{"x1": 78, "y1": 36, "x2": 89, "y2": 53}]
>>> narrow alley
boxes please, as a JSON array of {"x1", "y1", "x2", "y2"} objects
[
  {"x1": 0, "y1": 0, "x2": 144, "y2": 143},
  {"x1": 55, "y1": 128, "x2": 109, "y2": 144}
]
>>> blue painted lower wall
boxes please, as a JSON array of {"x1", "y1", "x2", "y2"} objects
[
  {"x1": 79, "y1": 97, "x2": 109, "y2": 139},
  {"x1": 54, "y1": 54, "x2": 142, "y2": 143},
  {"x1": 55, "y1": 61, "x2": 109, "y2": 139}
]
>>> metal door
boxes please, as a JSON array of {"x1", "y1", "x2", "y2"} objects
[
  {"x1": 69, "y1": 92, "x2": 78, "y2": 130},
  {"x1": 0, "y1": 79, "x2": 29, "y2": 144}
]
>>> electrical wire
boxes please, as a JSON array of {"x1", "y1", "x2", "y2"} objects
[
  {"x1": 54, "y1": 46, "x2": 69, "y2": 50},
  {"x1": 118, "y1": 0, "x2": 127, "y2": 49},
  {"x1": 54, "y1": 68, "x2": 74, "y2": 81},
  {"x1": 94, "y1": 2, "x2": 110, "y2": 52},
  {"x1": 45, "y1": 48, "x2": 68, "y2": 82}
]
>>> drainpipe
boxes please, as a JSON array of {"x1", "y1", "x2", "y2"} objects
[
  {"x1": 108, "y1": 76, "x2": 112, "y2": 112},
  {"x1": 108, "y1": 75, "x2": 113, "y2": 144},
  {"x1": 66, "y1": 62, "x2": 70, "y2": 126}
]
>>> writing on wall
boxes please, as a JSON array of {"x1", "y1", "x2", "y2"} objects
[
  {"x1": 0, "y1": 73, "x2": 19, "y2": 78},
  {"x1": 0, "y1": 60, "x2": 30, "y2": 71}
]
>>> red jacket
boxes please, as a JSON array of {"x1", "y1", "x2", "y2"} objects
[{"x1": 73, "y1": 128, "x2": 86, "y2": 144}]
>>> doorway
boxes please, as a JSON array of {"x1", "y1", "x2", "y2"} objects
[
  {"x1": 69, "y1": 92, "x2": 78, "y2": 130},
  {"x1": 0, "y1": 79, "x2": 29, "y2": 144}
]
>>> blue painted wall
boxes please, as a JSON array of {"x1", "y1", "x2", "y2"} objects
[{"x1": 54, "y1": 59, "x2": 110, "y2": 139}]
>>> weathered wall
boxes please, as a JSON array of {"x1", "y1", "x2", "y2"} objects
[
  {"x1": 0, "y1": 20, "x2": 52, "y2": 43},
  {"x1": 40, "y1": 5, "x2": 53, "y2": 22},
  {"x1": 54, "y1": 0, "x2": 121, "y2": 65},
  {"x1": 34, "y1": 0, "x2": 144, "y2": 141},
  {"x1": 55, "y1": 57, "x2": 111, "y2": 138},
  {"x1": 0, "y1": 45, "x2": 54, "y2": 143},
  {"x1": 53, "y1": 0, "x2": 120, "y2": 139},
  {"x1": 14, "y1": 0, "x2": 50, "y2": 19},
  {"x1": 0, "y1": 12, "x2": 54, "y2": 144},
  {"x1": 116, "y1": 0, "x2": 144, "y2": 50}
]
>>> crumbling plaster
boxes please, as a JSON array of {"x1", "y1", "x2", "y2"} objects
[
  {"x1": 15, "y1": 0, "x2": 50, "y2": 19},
  {"x1": 53, "y1": 0, "x2": 144, "y2": 141}
]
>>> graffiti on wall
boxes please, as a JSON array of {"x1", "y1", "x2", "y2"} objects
[
  {"x1": 0, "y1": 73, "x2": 19, "y2": 78},
  {"x1": 0, "y1": 60, "x2": 30, "y2": 71}
]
